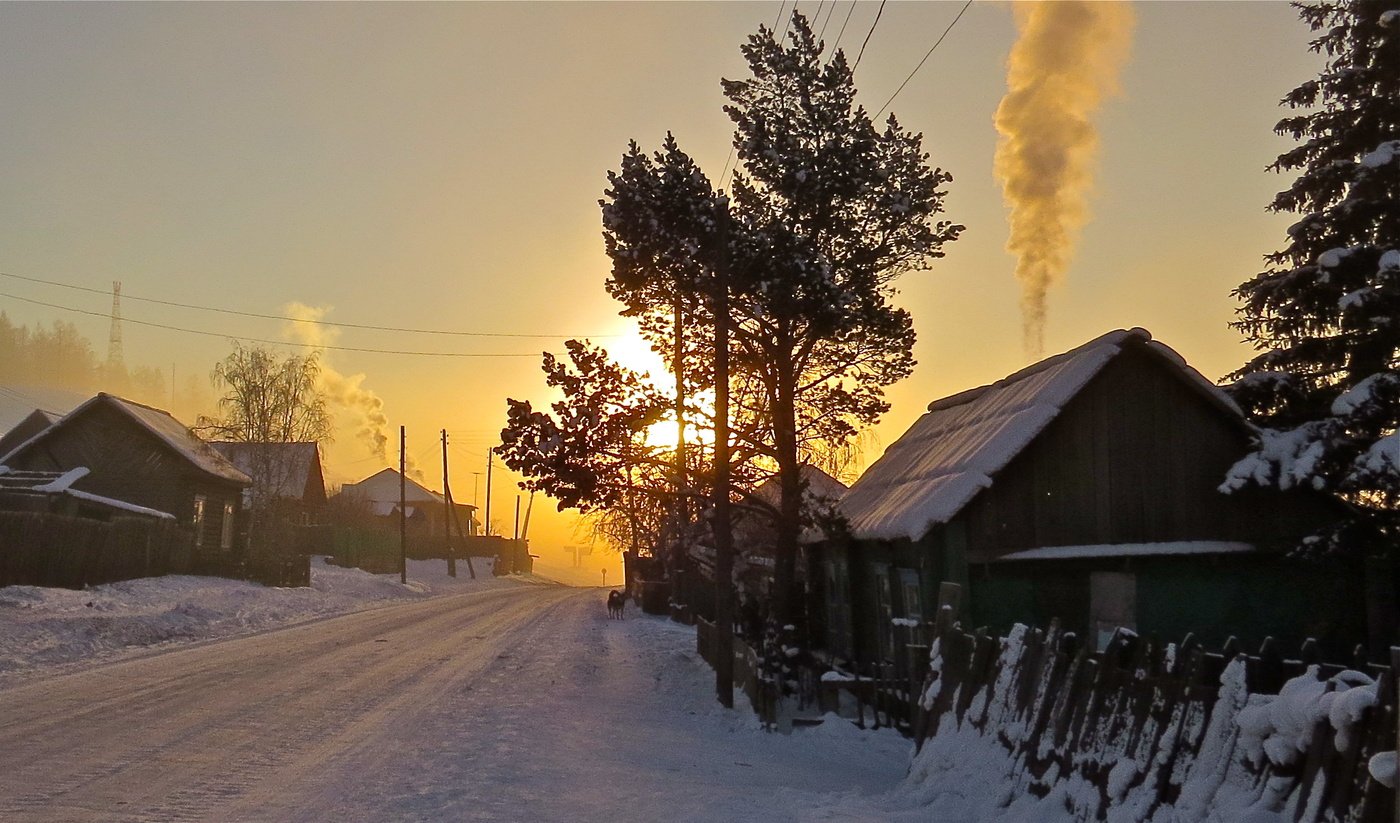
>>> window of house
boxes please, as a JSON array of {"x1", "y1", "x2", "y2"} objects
[
  {"x1": 898, "y1": 568, "x2": 923, "y2": 621},
  {"x1": 221, "y1": 502, "x2": 235, "y2": 550},
  {"x1": 192, "y1": 496, "x2": 207, "y2": 547},
  {"x1": 1089, "y1": 571, "x2": 1137, "y2": 651}
]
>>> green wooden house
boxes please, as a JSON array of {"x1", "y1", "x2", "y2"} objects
[{"x1": 810, "y1": 328, "x2": 1362, "y2": 666}]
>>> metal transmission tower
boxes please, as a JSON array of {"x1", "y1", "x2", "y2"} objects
[{"x1": 106, "y1": 281, "x2": 125, "y2": 372}]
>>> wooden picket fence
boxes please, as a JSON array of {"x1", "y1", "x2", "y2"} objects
[
  {"x1": 0, "y1": 511, "x2": 191, "y2": 588},
  {"x1": 914, "y1": 611, "x2": 1397, "y2": 822},
  {"x1": 696, "y1": 616, "x2": 781, "y2": 726},
  {"x1": 0, "y1": 511, "x2": 310, "y2": 589}
]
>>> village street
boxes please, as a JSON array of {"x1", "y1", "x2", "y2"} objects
[{"x1": 0, "y1": 584, "x2": 911, "y2": 822}]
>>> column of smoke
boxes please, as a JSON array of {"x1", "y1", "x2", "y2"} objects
[
  {"x1": 284, "y1": 302, "x2": 423, "y2": 480},
  {"x1": 994, "y1": 0, "x2": 1134, "y2": 357}
]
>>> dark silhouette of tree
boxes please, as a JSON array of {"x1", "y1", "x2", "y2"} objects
[
  {"x1": 601, "y1": 12, "x2": 962, "y2": 623},
  {"x1": 1226, "y1": 0, "x2": 1400, "y2": 552},
  {"x1": 498, "y1": 340, "x2": 668, "y2": 554}
]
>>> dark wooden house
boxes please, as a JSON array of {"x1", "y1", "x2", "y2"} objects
[
  {"x1": 210, "y1": 442, "x2": 327, "y2": 513},
  {"x1": 813, "y1": 328, "x2": 1360, "y2": 666},
  {"x1": 0, "y1": 393, "x2": 251, "y2": 552},
  {"x1": 0, "y1": 408, "x2": 60, "y2": 458}
]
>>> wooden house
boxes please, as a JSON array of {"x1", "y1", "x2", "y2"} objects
[
  {"x1": 0, "y1": 409, "x2": 60, "y2": 458},
  {"x1": 0, "y1": 393, "x2": 250, "y2": 552},
  {"x1": 211, "y1": 441, "x2": 327, "y2": 514},
  {"x1": 336, "y1": 467, "x2": 477, "y2": 538},
  {"x1": 812, "y1": 328, "x2": 1361, "y2": 666}
]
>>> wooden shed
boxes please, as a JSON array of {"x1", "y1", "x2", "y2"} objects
[
  {"x1": 813, "y1": 328, "x2": 1361, "y2": 666},
  {"x1": 0, "y1": 393, "x2": 250, "y2": 552}
]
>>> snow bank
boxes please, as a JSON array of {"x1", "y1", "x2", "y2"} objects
[{"x1": 0, "y1": 557, "x2": 538, "y2": 684}]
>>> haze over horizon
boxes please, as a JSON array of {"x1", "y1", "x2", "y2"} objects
[{"x1": 0, "y1": 1, "x2": 1324, "y2": 579}]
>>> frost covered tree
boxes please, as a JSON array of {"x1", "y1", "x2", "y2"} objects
[
  {"x1": 1225, "y1": 0, "x2": 1400, "y2": 551},
  {"x1": 197, "y1": 343, "x2": 333, "y2": 445},
  {"x1": 603, "y1": 12, "x2": 962, "y2": 623}
]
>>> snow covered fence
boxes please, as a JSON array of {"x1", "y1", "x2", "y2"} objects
[{"x1": 911, "y1": 619, "x2": 1397, "y2": 821}]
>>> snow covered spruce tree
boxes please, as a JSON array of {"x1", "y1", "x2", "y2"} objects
[
  {"x1": 602, "y1": 12, "x2": 962, "y2": 627},
  {"x1": 1226, "y1": 0, "x2": 1400, "y2": 552}
]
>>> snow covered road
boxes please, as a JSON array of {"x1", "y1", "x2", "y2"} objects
[{"x1": 0, "y1": 586, "x2": 911, "y2": 822}]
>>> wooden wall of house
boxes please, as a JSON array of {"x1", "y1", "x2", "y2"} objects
[
  {"x1": 968, "y1": 554, "x2": 1368, "y2": 659},
  {"x1": 958, "y1": 345, "x2": 1334, "y2": 562},
  {"x1": 6, "y1": 403, "x2": 243, "y2": 551}
]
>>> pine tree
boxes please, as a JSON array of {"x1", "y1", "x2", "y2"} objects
[
  {"x1": 603, "y1": 12, "x2": 962, "y2": 624},
  {"x1": 1226, "y1": 0, "x2": 1400, "y2": 551}
]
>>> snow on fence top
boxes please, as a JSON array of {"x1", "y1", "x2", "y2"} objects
[
  {"x1": 837, "y1": 328, "x2": 1240, "y2": 542},
  {"x1": 911, "y1": 620, "x2": 1397, "y2": 822}
]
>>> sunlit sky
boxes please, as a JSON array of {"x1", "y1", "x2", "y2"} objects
[{"x1": 0, "y1": 2, "x2": 1323, "y2": 584}]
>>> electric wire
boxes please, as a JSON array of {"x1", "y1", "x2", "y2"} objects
[
  {"x1": 0, "y1": 291, "x2": 551, "y2": 358},
  {"x1": 812, "y1": 0, "x2": 828, "y2": 42},
  {"x1": 828, "y1": 0, "x2": 858, "y2": 59},
  {"x1": 875, "y1": 0, "x2": 974, "y2": 118},
  {"x1": 0, "y1": 271, "x2": 618, "y2": 340},
  {"x1": 851, "y1": 0, "x2": 886, "y2": 70}
]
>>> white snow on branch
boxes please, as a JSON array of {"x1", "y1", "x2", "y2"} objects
[
  {"x1": 1221, "y1": 426, "x2": 1327, "y2": 492},
  {"x1": 1357, "y1": 432, "x2": 1400, "y2": 476},
  {"x1": 1360, "y1": 139, "x2": 1400, "y2": 168}
]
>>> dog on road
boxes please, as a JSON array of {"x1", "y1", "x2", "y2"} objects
[{"x1": 606, "y1": 590, "x2": 625, "y2": 620}]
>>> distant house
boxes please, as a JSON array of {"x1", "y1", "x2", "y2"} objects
[
  {"x1": 0, "y1": 409, "x2": 60, "y2": 459},
  {"x1": 210, "y1": 441, "x2": 327, "y2": 513},
  {"x1": 813, "y1": 328, "x2": 1359, "y2": 665},
  {"x1": 338, "y1": 467, "x2": 476, "y2": 536},
  {"x1": 728, "y1": 466, "x2": 847, "y2": 596},
  {"x1": 0, "y1": 393, "x2": 251, "y2": 552}
]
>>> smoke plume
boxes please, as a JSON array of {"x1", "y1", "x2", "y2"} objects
[
  {"x1": 284, "y1": 303, "x2": 420, "y2": 479},
  {"x1": 994, "y1": 1, "x2": 1134, "y2": 357}
]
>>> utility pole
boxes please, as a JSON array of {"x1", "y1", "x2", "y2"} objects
[
  {"x1": 484, "y1": 448, "x2": 494, "y2": 538},
  {"x1": 399, "y1": 426, "x2": 408, "y2": 585},
  {"x1": 712, "y1": 195, "x2": 735, "y2": 709},
  {"x1": 441, "y1": 430, "x2": 457, "y2": 578},
  {"x1": 513, "y1": 494, "x2": 521, "y2": 540}
]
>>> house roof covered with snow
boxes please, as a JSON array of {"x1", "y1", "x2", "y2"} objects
[
  {"x1": 838, "y1": 328, "x2": 1243, "y2": 543},
  {"x1": 210, "y1": 441, "x2": 325, "y2": 502},
  {"x1": 0, "y1": 466, "x2": 175, "y2": 519},
  {"x1": 0, "y1": 408, "x2": 62, "y2": 459},
  {"x1": 0, "y1": 393, "x2": 250, "y2": 486},
  {"x1": 339, "y1": 468, "x2": 473, "y2": 510}
]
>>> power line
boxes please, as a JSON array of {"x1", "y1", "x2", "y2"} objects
[
  {"x1": 816, "y1": 0, "x2": 836, "y2": 43},
  {"x1": 0, "y1": 271, "x2": 620, "y2": 340},
  {"x1": 0, "y1": 291, "x2": 551, "y2": 359},
  {"x1": 829, "y1": 0, "x2": 858, "y2": 58},
  {"x1": 772, "y1": 0, "x2": 787, "y2": 30},
  {"x1": 852, "y1": 0, "x2": 887, "y2": 70},
  {"x1": 876, "y1": 0, "x2": 974, "y2": 118}
]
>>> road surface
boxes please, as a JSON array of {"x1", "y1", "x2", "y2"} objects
[{"x1": 0, "y1": 585, "x2": 908, "y2": 822}]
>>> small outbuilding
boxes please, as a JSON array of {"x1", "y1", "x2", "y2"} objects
[
  {"x1": 0, "y1": 393, "x2": 250, "y2": 552},
  {"x1": 813, "y1": 328, "x2": 1360, "y2": 665}
]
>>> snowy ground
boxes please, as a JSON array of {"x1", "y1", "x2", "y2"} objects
[
  {"x1": 0, "y1": 556, "x2": 545, "y2": 686},
  {"x1": 0, "y1": 584, "x2": 920, "y2": 822}
]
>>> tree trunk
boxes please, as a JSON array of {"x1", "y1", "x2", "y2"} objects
[{"x1": 771, "y1": 349, "x2": 802, "y2": 630}]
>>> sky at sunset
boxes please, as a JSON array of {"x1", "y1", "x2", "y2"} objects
[{"x1": 0, "y1": 2, "x2": 1326, "y2": 584}]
